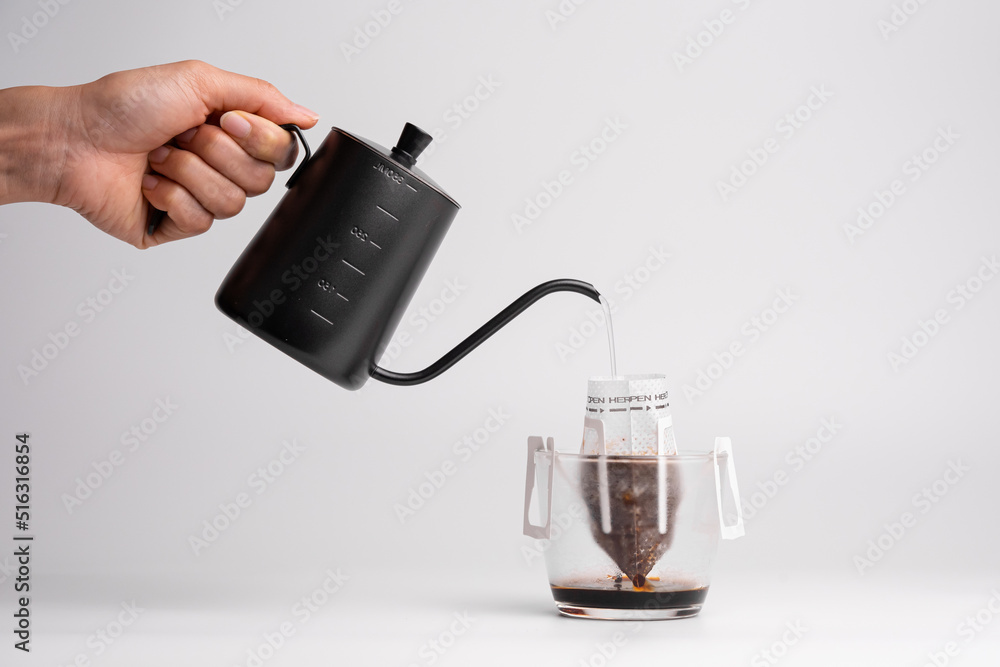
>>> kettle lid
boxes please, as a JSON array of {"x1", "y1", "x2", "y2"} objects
[{"x1": 338, "y1": 122, "x2": 459, "y2": 208}]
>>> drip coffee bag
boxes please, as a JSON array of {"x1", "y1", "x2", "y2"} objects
[{"x1": 580, "y1": 375, "x2": 678, "y2": 587}]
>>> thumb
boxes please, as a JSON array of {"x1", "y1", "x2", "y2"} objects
[{"x1": 176, "y1": 60, "x2": 319, "y2": 130}]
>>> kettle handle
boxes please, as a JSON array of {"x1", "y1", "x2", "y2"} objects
[{"x1": 278, "y1": 124, "x2": 312, "y2": 189}]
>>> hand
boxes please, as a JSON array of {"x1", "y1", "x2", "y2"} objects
[{"x1": 0, "y1": 60, "x2": 319, "y2": 248}]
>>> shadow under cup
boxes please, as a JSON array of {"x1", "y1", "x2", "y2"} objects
[{"x1": 524, "y1": 441, "x2": 743, "y2": 620}]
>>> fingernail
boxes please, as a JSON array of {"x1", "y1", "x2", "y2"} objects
[
  {"x1": 142, "y1": 174, "x2": 159, "y2": 190},
  {"x1": 149, "y1": 146, "x2": 170, "y2": 164},
  {"x1": 293, "y1": 103, "x2": 319, "y2": 121},
  {"x1": 221, "y1": 111, "x2": 252, "y2": 139},
  {"x1": 177, "y1": 127, "x2": 198, "y2": 143}
]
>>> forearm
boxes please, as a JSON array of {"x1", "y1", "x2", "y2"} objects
[{"x1": 0, "y1": 86, "x2": 69, "y2": 206}]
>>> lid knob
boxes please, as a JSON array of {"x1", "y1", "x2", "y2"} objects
[{"x1": 391, "y1": 122, "x2": 432, "y2": 168}]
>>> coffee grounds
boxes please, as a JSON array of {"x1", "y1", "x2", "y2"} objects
[{"x1": 580, "y1": 458, "x2": 681, "y2": 582}]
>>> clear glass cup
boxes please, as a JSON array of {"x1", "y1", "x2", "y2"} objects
[{"x1": 523, "y1": 438, "x2": 743, "y2": 620}]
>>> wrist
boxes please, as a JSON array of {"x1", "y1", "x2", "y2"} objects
[{"x1": 0, "y1": 85, "x2": 75, "y2": 206}]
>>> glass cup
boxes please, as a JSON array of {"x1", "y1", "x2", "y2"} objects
[{"x1": 523, "y1": 437, "x2": 743, "y2": 620}]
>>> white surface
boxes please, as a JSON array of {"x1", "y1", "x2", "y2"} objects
[{"x1": 31, "y1": 570, "x2": 1000, "y2": 666}]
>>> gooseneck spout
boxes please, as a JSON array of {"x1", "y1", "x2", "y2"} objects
[{"x1": 370, "y1": 279, "x2": 601, "y2": 386}]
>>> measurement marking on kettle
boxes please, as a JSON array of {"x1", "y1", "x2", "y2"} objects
[
  {"x1": 310, "y1": 310, "x2": 335, "y2": 326},
  {"x1": 375, "y1": 206, "x2": 399, "y2": 221},
  {"x1": 342, "y1": 260, "x2": 365, "y2": 275},
  {"x1": 404, "y1": 183, "x2": 416, "y2": 193},
  {"x1": 337, "y1": 294, "x2": 349, "y2": 302}
]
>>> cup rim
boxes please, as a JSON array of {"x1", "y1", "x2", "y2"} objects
[{"x1": 544, "y1": 451, "x2": 724, "y2": 462}]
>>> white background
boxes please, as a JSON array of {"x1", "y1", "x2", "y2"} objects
[{"x1": 1, "y1": 0, "x2": 999, "y2": 665}]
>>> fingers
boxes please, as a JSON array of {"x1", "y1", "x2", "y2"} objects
[
  {"x1": 175, "y1": 124, "x2": 275, "y2": 196},
  {"x1": 140, "y1": 173, "x2": 214, "y2": 242},
  {"x1": 219, "y1": 111, "x2": 300, "y2": 170},
  {"x1": 147, "y1": 145, "x2": 246, "y2": 219},
  {"x1": 139, "y1": 110, "x2": 302, "y2": 246},
  {"x1": 173, "y1": 60, "x2": 320, "y2": 130}
]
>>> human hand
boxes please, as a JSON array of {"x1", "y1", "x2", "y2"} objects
[{"x1": 0, "y1": 60, "x2": 319, "y2": 248}]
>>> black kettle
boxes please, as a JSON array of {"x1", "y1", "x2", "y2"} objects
[{"x1": 215, "y1": 122, "x2": 599, "y2": 390}]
